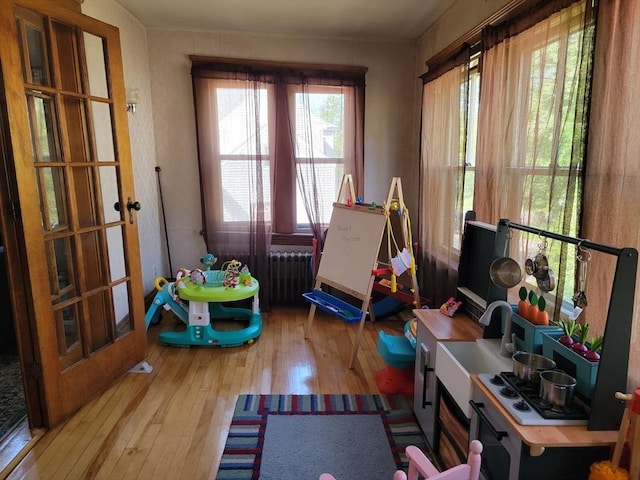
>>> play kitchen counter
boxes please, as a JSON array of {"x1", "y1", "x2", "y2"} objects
[
  {"x1": 413, "y1": 218, "x2": 637, "y2": 479},
  {"x1": 413, "y1": 309, "x2": 615, "y2": 480},
  {"x1": 414, "y1": 307, "x2": 483, "y2": 342},
  {"x1": 413, "y1": 309, "x2": 479, "y2": 463},
  {"x1": 413, "y1": 309, "x2": 506, "y2": 468},
  {"x1": 471, "y1": 374, "x2": 617, "y2": 449},
  {"x1": 471, "y1": 373, "x2": 612, "y2": 480}
]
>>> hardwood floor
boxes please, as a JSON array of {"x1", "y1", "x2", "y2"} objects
[{"x1": 2, "y1": 305, "x2": 413, "y2": 479}]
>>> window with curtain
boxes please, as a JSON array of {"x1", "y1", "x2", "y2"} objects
[
  {"x1": 419, "y1": 0, "x2": 596, "y2": 313},
  {"x1": 418, "y1": 48, "x2": 476, "y2": 307},
  {"x1": 192, "y1": 59, "x2": 365, "y2": 308},
  {"x1": 473, "y1": 0, "x2": 596, "y2": 316}
]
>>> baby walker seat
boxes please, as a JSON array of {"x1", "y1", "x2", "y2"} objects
[{"x1": 144, "y1": 254, "x2": 262, "y2": 347}]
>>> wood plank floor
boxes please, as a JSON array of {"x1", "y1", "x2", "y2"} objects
[{"x1": 2, "y1": 306, "x2": 414, "y2": 479}]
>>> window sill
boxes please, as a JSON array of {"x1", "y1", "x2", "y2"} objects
[{"x1": 272, "y1": 233, "x2": 314, "y2": 247}]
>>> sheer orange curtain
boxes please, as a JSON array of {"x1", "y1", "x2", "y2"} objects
[
  {"x1": 418, "y1": 62, "x2": 468, "y2": 307},
  {"x1": 474, "y1": 0, "x2": 595, "y2": 313},
  {"x1": 192, "y1": 60, "x2": 365, "y2": 309},
  {"x1": 192, "y1": 72, "x2": 274, "y2": 306},
  {"x1": 583, "y1": 0, "x2": 640, "y2": 391},
  {"x1": 293, "y1": 79, "x2": 365, "y2": 246}
]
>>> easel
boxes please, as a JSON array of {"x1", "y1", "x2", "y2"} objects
[
  {"x1": 303, "y1": 175, "x2": 421, "y2": 368},
  {"x1": 376, "y1": 176, "x2": 421, "y2": 316}
]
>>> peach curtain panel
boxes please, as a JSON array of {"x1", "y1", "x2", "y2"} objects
[
  {"x1": 473, "y1": 1, "x2": 595, "y2": 314},
  {"x1": 584, "y1": 0, "x2": 640, "y2": 390},
  {"x1": 418, "y1": 64, "x2": 468, "y2": 306}
]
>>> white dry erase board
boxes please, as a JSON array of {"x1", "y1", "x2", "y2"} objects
[{"x1": 316, "y1": 203, "x2": 387, "y2": 299}]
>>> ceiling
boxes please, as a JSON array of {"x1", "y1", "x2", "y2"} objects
[{"x1": 114, "y1": 0, "x2": 458, "y2": 41}]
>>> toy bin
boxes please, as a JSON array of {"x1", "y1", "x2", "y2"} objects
[
  {"x1": 541, "y1": 331, "x2": 599, "y2": 400},
  {"x1": 504, "y1": 308, "x2": 563, "y2": 354}
]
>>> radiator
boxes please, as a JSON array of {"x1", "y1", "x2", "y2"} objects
[{"x1": 268, "y1": 251, "x2": 313, "y2": 304}]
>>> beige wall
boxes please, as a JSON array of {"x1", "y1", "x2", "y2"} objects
[
  {"x1": 82, "y1": 0, "x2": 165, "y2": 292},
  {"x1": 146, "y1": 29, "x2": 418, "y2": 269},
  {"x1": 415, "y1": 0, "x2": 512, "y2": 67},
  {"x1": 82, "y1": 0, "x2": 511, "y2": 279}
]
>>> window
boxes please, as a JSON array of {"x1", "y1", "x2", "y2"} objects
[
  {"x1": 216, "y1": 84, "x2": 272, "y2": 223},
  {"x1": 461, "y1": 55, "x2": 480, "y2": 228},
  {"x1": 192, "y1": 59, "x2": 366, "y2": 254},
  {"x1": 293, "y1": 87, "x2": 346, "y2": 228},
  {"x1": 214, "y1": 84, "x2": 349, "y2": 228},
  {"x1": 473, "y1": 0, "x2": 595, "y2": 315},
  {"x1": 419, "y1": 0, "x2": 596, "y2": 310}
]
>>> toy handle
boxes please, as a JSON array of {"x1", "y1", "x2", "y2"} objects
[{"x1": 154, "y1": 276, "x2": 168, "y2": 292}]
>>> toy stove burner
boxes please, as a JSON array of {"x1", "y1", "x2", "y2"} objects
[
  {"x1": 501, "y1": 372, "x2": 588, "y2": 421},
  {"x1": 500, "y1": 386, "x2": 519, "y2": 399},
  {"x1": 477, "y1": 372, "x2": 589, "y2": 426}
]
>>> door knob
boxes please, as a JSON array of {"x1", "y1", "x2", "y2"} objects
[
  {"x1": 127, "y1": 199, "x2": 141, "y2": 212},
  {"x1": 113, "y1": 197, "x2": 141, "y2": 224}
]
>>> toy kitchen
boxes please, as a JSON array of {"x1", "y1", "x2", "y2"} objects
[{"x1": 413, "y1": 217, "x2": 637, "y2": 480}]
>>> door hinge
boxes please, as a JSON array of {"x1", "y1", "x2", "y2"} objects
[
  {"x1": 26, "y1": 362, "x2": 42, "y2": 379},
  {"x1": 10, "y1": 201, "x2": 18, "y2": 221}
]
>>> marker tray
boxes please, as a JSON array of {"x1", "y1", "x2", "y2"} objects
[{"x1": 303, "y1": 289, "x2": 362, "y2": 323}]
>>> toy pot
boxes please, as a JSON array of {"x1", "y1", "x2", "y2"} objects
[
  {"x1": 539, "y1": 370, "x2": 576, "y2": 408},
  {"x1": 512, "y1": 352, "x2": 556, "y2": 385}
]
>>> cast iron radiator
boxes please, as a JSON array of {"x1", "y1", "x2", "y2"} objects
[{"x1": 268, "y1": 251, "x2": 314, "y2": 304}]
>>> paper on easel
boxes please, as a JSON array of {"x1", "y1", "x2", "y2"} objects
[{"x1": 391, "y1": 248, "x2": 412, "y2": 276}]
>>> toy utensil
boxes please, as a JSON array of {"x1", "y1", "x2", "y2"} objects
[{"x1": 573, "y1": 244, "x2": 590, "y2": 308}]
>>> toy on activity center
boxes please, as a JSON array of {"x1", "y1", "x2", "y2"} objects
[
  {"x1": 375, "y1": 316, "x2": 420, "y2": 395},
  {"x1": 144, "y1": 253, "x2": 262, "y2": 348}
]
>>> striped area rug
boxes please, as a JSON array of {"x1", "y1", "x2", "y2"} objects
[{"x1": 216, "y1": 394, "x2": 431, "y2": 480}]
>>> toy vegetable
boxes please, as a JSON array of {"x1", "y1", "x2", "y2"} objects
[
  {"x1": 535, "y1": 296, "x2": 549, "y2": 326},
  {"x1": 517, "y1": 286, "x2": 530, "y2": 319},
  {"x1": 527, "y1": 290, "x2": 538, "y2": 323},
  {"x1": 553, "y1": 317, "x2": 577, "y2": 346},
  {"x1": 572, "y1": 322, "x2": 590, "y2": 354}
]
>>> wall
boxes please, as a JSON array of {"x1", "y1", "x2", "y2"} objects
[
  {"x1": 415, "y1": 0, "x2": 512, "y2": 67},
  {"x1": 82, "y1": 0, "x2": 166, "y2": 292},
  {"x1": 146, "y1": 30, "x2": 418, "y2": 270}
]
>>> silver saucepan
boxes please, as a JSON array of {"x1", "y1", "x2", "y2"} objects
[
  {"x1": 539, "y1": 370, "x2": 576, "y2": 408},
  {"x1": 512, "y1": 352, "x2": 556, "y2": 385}
]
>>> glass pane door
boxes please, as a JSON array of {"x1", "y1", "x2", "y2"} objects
[{"x1": 0, "y1": 0, "x2": 146, "y2": 425}]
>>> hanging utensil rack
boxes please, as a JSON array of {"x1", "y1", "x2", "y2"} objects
[{"x1": 485, "y1": 218, "x2": 638, "y2": 432}]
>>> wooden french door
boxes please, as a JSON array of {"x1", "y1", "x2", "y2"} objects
[{"x1": 0, "y1": 0, "x2": 146, "y2": 426}]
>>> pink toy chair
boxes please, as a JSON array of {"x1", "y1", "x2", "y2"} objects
[{"x1": 319, "y1": 440, "x2": 483, "y2": 480}]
